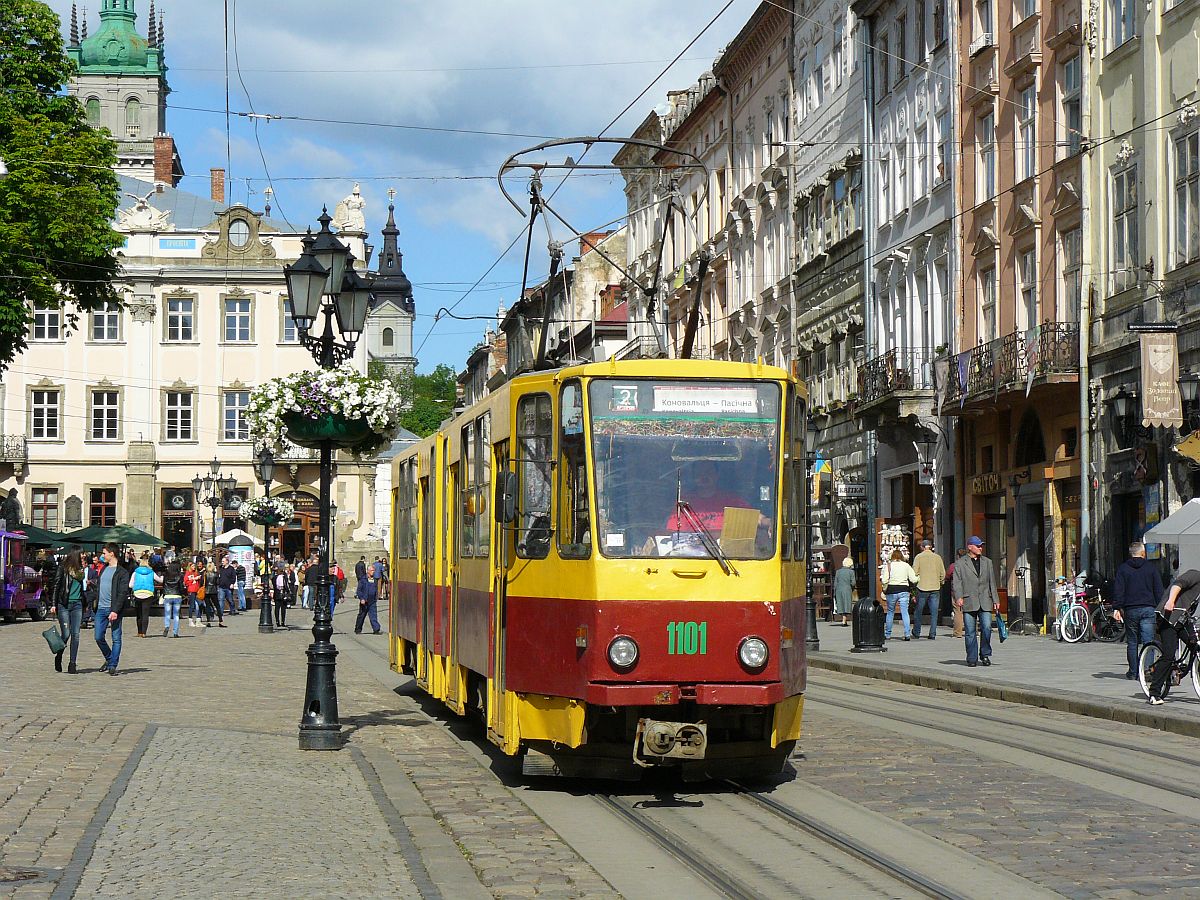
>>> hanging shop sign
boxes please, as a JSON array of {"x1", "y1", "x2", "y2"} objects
[
  {"x1": 1139, "y1": 331, "x2": 1183, "y2": 429},
  {"x1": 836, "y1": 482, "x2": 867, "y2": 499}
]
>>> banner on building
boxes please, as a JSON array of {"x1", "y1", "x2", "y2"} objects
[
  {"x1": 934, "y1": 357, "x2": 949, "y2": 415},
  {"x1": 957, "y1": 351, "x2": 970, "y2": 408},
  {"x1": 1024, "y1": 325, "x2": 1040, "y2": 397},
  {"x1": 1140, "y1": 331, "x2": 1184, "y2": 428}
]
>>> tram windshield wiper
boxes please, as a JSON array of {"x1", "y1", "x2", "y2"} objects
[{"x1": 675, "y1": 500, "x2": 738, "y2": 577}]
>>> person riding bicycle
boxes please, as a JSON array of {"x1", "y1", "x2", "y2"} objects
[
  {"x1": 1112, "y1": 541, "x2": 1164, "y2": 680},
  {"x1": 1147, "y1": 568, "x2": 1200, "y2": 705}
]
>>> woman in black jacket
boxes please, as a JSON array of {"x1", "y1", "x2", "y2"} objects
[
  {"x1": 50, "y1": 550, "x2": 86, "y2": 673},
  {"x1": 161, "y1": 559, "x2": 185, "y2": 637}
]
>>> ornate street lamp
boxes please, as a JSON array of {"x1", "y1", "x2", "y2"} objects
[
  {"x1": 284, "y1": 208, "x2": 373, "y2": 751},
  {"x1": 256, "y1": 447, "x2": 276, "y2": 634},
  {"x1": 193, "y1": 462, "x2": 236, "y2": 557}
]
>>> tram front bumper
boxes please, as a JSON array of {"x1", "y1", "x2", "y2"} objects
[{"x1": 584, "y1": 681, "x2": 786, "y2": 705}]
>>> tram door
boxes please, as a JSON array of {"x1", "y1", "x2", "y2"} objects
[
  {"x1": 489, "y1": 441, "x2": 511, "y2": 745},
  {"x1": 418, "y1": 450, "x2": 435, "y2": 686},
  {"x1": 445, "y1": 458, "x2": 462, "y2": 709}
]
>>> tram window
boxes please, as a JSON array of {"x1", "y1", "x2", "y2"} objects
[
  {"x1": 477, "y1": 413, "x2": 491, "y2": 555},
  {"x1": 395, "y1": 460, "x2": 417, "y2": 559},
  {"x1": 558, "y1": 381, "x2": 591, "y2": 559},
  {"x1": 460, "y1": 421, "x2": 476, "y2": 557},
  {"x1": 516, "y1": 394, "x2": 552, "y2": 559}
]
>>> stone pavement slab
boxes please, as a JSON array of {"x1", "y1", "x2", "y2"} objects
[{"x1": 811, "y1": 625, "x2": 1200, "y2": 737}]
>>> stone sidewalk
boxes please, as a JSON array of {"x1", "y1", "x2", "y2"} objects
[
  {"x1": 810, "y1": 620, "x2": 1200, "y2": 737},
  {"x1": 0, "y1": 604, "x2": 616, "y2": 899}
]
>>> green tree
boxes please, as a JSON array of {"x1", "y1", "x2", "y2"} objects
[
  {"x1": 400, "y1": 364, "x2": 458, "y2": 437},
  {"x1": 0, "y1": 1, "x2": 122, "y2": 372}
]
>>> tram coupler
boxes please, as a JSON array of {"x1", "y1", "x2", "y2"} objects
[{"x1": 633, "y1": 718, "x2": 708, "y2": 767}]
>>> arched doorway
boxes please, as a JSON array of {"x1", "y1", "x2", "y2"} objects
[{"x1": 266, "y1": 491, "x2": 320, "y2": 561}]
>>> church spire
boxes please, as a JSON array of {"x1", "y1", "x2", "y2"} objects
[
  {"x1": 80, "y1": 6, "x2": 88, "y2": 39},
  {"x1": 70, "y1": 4, "x2": 79, "y2": 45},
  {"x1": 148, "y1": 0, "x2": 157, "y2": 46}
]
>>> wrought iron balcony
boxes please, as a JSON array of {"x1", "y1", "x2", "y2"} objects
[
  {"x1": 945, "y1": 322, "x2": 1080, "y2": 409},
  {"x1": 857, "y1": 348, "x2": 937, "y2": 407},
  {"x1": 0, "y1": 436, "x2": 27, "y2": 464}
]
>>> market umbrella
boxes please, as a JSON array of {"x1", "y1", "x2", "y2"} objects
[
  {"x1": 10, "y1": 523, "x2": 68, "y2": 545},
  {"x1": 213, "y1": 528, "x2": 263, "y2": 546},
  {"x1": 61, "y1": 523, "x2": 165, "y2": 548}
]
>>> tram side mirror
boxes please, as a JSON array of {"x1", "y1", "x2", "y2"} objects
[{"x1": 496, "y1": 471, "x2": 518, "y2": 524}]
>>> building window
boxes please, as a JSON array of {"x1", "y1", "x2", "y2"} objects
[
  {"x1": 280, "y1": 298, "x2": 298, "y2": 343},
  {"x1": 896, "y1": 140, "x2": 908, "y2": 212},
  {"x1": 977, "y1": 0, "x2": 994, "y2": 36},
  {"x1": 1060, "y1": 227, "x2": 1082, "y2": 321},
  {"x1": 223, "y1": 298, "x2": 252, "y2": 342},
  {"x1": 85, "y1": 97, "x2": 101, "y2": 126},
  {"x1": 90, "y1": 390, "x2": 119, "y2": 441},
  {"x1": 1108, "y1": 0, "x2": 1135, "y2": 50},
  {"x1": 32, "y1": 304, "x2": 61, "y2": 341},
  {"x1": 1018, "y1": 248, "x2": 1038, "y2": 331},
  {"x1": 916, "y1": 0, "x2": 927, "y2": 60},
  {"x1": 936, "y1": 112, "x2": 950, "y2": 183},
  {"x1": 223, "y1": 390, "x2": 250, "y2": 441},
  {"x1": 933, "y1": 0, "x2": 947, "y2": 45},
  {"x1": 165, "y1": 391, "x2": 193, "y2": 441},
  {"x1": 89, "y1": 487, "x2": 117, "y2": 527},
  {"x1": 1112, "y1": 165, "x2": 1139, "y2": 293},
  {"x1": 1017, "y1": 86, "x2": 1037, "y2": 182},
  {"x1": 833, "y1": 19, "x2": 845, "y2": 83},
  {"x1": 1060, "y1": 57, "x2": 1082, "y2": 158},
  {"x1": 382, "y1": 327, "x2": 394, "y2": 348},
  {"x1": 895, "y1": 16, "x2": 907, "y2": 80},
  {"x1": 166, "y1": 298, "x2": 194, "y2": 342},
  {"x1": 880, "y1": 155, "x2": 891, "y2": 221},
  {"x1": 915, "y1": 126, "x2": 929, "y2": 200},
  {"x1": 31, "y1": 487, "x2": 59, "y2": 531},
  {"x1": 90, "y1": 303, "x2": 121, "y2": 342},
  {"x1": 979, "y1": 267, "x2": 997, "y2": 342},
  {"x1": 1016, "y1": 0, "x2": 1036, "y2": 23},
  {"x1": 796, "y1": 56, "x2": 808, "y2": 120},
  {"x1": 978, "y1": 111, "x2": 996, "y2": 199},
  {"x1": 30, "y1": 389, "x2": 60, "y2": 440},
  {"x1": 1174, "y1": 130, "x2": 1200, "y2": 268},
  {"x1": 878, "y1": 35, "x2": 889, "y2": 94},
  {"x1": 124, "y1": 97, "x2": 141, "y2": 138}
]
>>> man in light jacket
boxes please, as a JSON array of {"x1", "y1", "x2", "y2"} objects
[
  {"x1": 950, "y1": 535, "x2": 1000, "y2": 667},
  {"x1": 911, "y1": 540, "x2": 947, "y2": 640}
]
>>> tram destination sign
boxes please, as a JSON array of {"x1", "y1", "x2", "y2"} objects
[{"x1": 653, "y1": 386, "x2": 759, "y2": 415}]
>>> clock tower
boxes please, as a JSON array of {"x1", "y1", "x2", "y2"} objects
[{"x1": 65, "y1": 0, "x2": 183, "y2": 186}]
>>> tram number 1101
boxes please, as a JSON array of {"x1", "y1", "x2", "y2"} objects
[{"x1": 667, "y1": 621, "x2": 708, "y2": 655}]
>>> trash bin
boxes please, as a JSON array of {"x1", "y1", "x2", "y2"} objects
[{"x1": 850, "y1": 595, "x2": 886, "y2": 652}]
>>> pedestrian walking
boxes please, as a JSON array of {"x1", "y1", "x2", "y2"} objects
[
  {"x1": 86, "y1": 543, "x2": 132, "y2": 675},
  {"x1": 184, "y1": 563, "x2": 203, "y2": 626},
  {"x1": 235, "y1": 560, "x2": 248, "y2": 611},
  {"x1": 945, "y1": 548, "x2": 967, "y2": 637},
  {"x1": 1147, "y1": 568, "x2": 1200, "y2": 704},
  {"x1": 951, "y1": 536, "x2": 1000, "y2": 667},
  {"x1": 204, "y1": 557, "x2": 224, "y2": 627},
  {"x1": 355, "y1": 564, "x2": 381, "y2": 634},
  {"x1": 161, "y1": 559, "x2": 185, "y2": 638},
  {"x1": 131, "y1": 553, "x2": 161, "y2": 638},
  {"x1": 911, "y1": 540, "x2": 947, "y2": 639},
  {"x1": 273, "y1": 563, "x2": 288, "y2": 628},
  {"x1": 832, "y1": 557, "x2": 855, "y2": 625},
  {"x1": 1112, "y1": 541, "x2": 1165, "y2": 680},
  {"x1": 881, "y1": 549, "x2": 917, "y2": 640},
  {"x1": 354, "y1": 555, "x2": 368, "y2": 594},
  {"x1": 217, "y1": 555, "x2": 237, "y2": 616},
  {"x1": 50, "y1": 549, "x2": 86, "y2": 673}
]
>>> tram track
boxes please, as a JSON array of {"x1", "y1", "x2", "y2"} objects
[{"x1": 807, "y1": 677, "x2": 1200, "y2": 805}]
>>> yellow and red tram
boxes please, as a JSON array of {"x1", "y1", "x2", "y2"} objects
[{"x1": 388, "y1": 358, "x2": 808, "y2": 779}]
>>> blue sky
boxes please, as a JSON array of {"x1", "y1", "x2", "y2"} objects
[{"x1": 48, "y1": 0, "x2": 762, "y2": 372}]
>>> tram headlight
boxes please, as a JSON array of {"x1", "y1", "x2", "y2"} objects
[
  {"x1": 738, "y1": 636, "x2": 769, "y2": 670},
  {"x1": 608, "y1": 636, "x2": 639, "y2": 669}
]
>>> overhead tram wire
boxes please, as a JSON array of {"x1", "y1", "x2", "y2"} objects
[
  {"x1": 415, "y1": 0, "x2": 740, "y2": 357},
  {"x1": 229, "y1": 0, "x2": 286, "y2": 222}
]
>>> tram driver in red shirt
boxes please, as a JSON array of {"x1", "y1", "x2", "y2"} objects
[{"x1": 665, "y1": 460, "x2": 749, "y2": 534}]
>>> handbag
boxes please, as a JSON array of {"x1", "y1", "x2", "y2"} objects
[
  {"x1": 42, "y1": 625, "x2": 67, "y2": 655},
  {"x1": 995, "y1": 612, "x2": 1009, "y2": 642}
]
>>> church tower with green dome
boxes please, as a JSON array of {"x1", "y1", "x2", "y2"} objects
[{"x1": 66, "y1": 0, "x2": 183, "y2": 186}]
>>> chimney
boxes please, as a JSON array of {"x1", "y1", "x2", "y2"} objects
[
  {"x1": 153, "y1": 134, "x2": 175, "y2": 185},
  {"x1": 579, "y1": 230, "x2": 612, "y2": 256},
  {"x1": 210, "y1": 168, "x2": 225, "y2": 203}
]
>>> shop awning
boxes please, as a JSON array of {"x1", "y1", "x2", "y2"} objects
[{"x1": 1144, "y1": 499, "x2": 1200, "y2": 546}]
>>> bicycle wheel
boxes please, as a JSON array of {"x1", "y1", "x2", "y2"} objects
[
  {"x1": 1190, "y1": 652, "x2": 1200, "y2": 699},
  {"x1": 1138, "y1": 641, "x2": 1161, "y2": 699},
  {"x1": 1061, "y1": 604, "x2": 1090, "y2": 643},
  {"x1": 1097, "y1": 613, "x2": 1124, "y2": 643}
]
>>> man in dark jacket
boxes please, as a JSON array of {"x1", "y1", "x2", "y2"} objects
[
  {"x1": 86, "y1": 543, "x2": 132, "y2": 675},
  {"x1": 217, "y1": 556, "x2": 238, "y2": 615},
  {"x1": 1112, "y1": 541, "x2": 1165, "y2": 680}
]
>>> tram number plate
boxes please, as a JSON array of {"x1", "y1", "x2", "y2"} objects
[{"x1": 667, "y1": 621, "x2": 708, "y2": 655}]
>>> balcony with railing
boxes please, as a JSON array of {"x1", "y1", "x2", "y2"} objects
[
  {"x1": 944, "y1": 322, "x2": 1080, "y2": 410},
  {"x1": 0, "y1": 436, "x2": 27, "y2": 465},
  {"x1": 856, "y1": 347, "x2": 938, "y2": 419}
]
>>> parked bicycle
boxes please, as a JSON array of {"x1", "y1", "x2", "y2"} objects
[
  {"x1": 1137, "y1": 606, "x2": 1200, "y2": 700},
  {"x1": 1055, "y1": 575, "x2": 1090, "y2": 643},
  {"x1": 1088, "y1": 590, "x2": 1125, "y2": 643}
]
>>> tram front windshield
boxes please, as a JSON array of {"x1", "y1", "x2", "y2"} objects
[{"x1": 588, "y1": 379, "x2": 781, "y2": 560}]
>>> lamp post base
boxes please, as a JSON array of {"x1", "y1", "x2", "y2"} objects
[
  {"x1": 805, "y1": 597, "x2": 821, "y2": 652},
  {"x1": 298, "y1": 621, "x2": 341, "y2": 751},
  {"x1": 258, "y1": 585, "x2": 274, "y2": 634}
]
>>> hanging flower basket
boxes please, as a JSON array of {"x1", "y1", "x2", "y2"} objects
[
  {"x1": 246, "y1": 364, "x2": 403, "y2": 457},
  {"x1": 241, "y1": 496, "x2": 295, "y2": 527}
]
